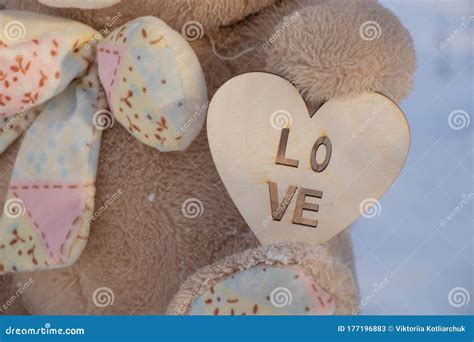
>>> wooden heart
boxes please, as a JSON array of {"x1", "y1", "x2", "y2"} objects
[{"x1": 207, "y1": 72, "x2": 410, "y2": 245}]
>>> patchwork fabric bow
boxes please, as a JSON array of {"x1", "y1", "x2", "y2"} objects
[{"x1": 0, "y1": 11, "x2": 207, "y2": 274}]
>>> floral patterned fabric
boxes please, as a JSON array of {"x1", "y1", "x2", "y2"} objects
[
  {"x1": 0, "y1": 11, "x2": 207, "y2": 274},
  {"x1": 189, "y1": 265, "x2": 336, "y2": 315}
]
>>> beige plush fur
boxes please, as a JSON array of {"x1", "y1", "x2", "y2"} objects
[
  {"x1": 3, "y1": 0, "x2": 276, "y2": 32},
  {"x1": 0, "y1": 0, "x2": 415, "y2": 314},
  {"x1": 168, "y1": 242, "x2": 358, "y2": 315}
]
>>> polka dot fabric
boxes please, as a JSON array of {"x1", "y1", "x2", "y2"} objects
[
  {"x1": 0, "y1": 66, "x2": 105, "y2": 273},
  {"x1": 189, "y1": 265, "x2": 336, "y2": 315},
  {"x1": 98, "y1": 17, "x2": 207, "y2": 151},
  {"x1": 0, "y1": 12, "x2": 207, "y2": 274},
  {"x1": 0, "y1": 11, "x2": 97, "y2": 153}
]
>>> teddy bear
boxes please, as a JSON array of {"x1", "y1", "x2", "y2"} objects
[{"x1": 0, "y1": 0, "x2": 415, "y2": 315}]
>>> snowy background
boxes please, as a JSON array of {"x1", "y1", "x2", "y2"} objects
[
  {"x1": 352, "y1": 0, "x2": 473, "y2": 315},
  {"x1": 0, "y1": 0, "x2": 470, "y2": 316}
]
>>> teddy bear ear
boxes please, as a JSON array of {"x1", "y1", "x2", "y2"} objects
[
  {"x1": 0, "y1": 10, "x2": 98, "y2": 152},
  {"x1": 0, "y1": 10, "x2": 108, "y2": 275},
  {"x1": 97, "y1": 16, "x2": 208, "y2": 152},
  {"x1": 168, "y1": 242, "x2": 358, "y2": 315},
  {"x1": 38, "y1": 0, "x2": 120, "y2": 9}
]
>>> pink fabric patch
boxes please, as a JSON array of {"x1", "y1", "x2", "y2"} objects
[
  {"x1": 299, "y1": 270, "x2": 336, "y2": 315},
  {"x1": 97, "y1": 42, "x2": 125, "y2": 106},
  {"x1": 11, "y1": 181, "x2": 87, "y2": 263}
]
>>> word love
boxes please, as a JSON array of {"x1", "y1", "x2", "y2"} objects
[
  {"x1": 207, "y1": 72, "x2": 409, "y2": 245},
  {"x1": 269, "y1": 128, "x2": 332, "y2": 228}
]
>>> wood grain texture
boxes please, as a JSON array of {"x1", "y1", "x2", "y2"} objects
[{"x1": 208, "y1": 72, "x2": 410, "y2": 245}]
